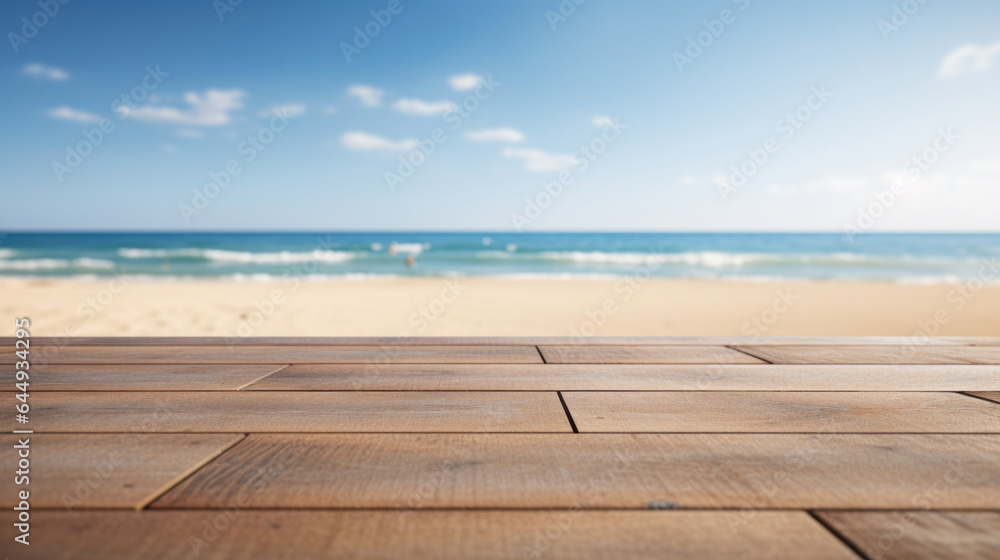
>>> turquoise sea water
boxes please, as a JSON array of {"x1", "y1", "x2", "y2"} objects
[{"x1": 0, "y1": 232, "x2": 998, "y2": 283}]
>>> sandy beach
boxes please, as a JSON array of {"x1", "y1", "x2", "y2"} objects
[{"x1": 5, "y1": 278, "x2": 999, "y2": 338}]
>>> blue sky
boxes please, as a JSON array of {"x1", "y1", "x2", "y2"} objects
[{"x1": 1, "y1": 0, "x2": 998, "y2": 231}]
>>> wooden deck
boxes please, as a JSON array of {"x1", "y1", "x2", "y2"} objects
[{"x1": 3, "y1": 336, "x2": 1000, "y2": 559}]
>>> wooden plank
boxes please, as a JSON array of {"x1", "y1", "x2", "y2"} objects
[
  {"x1": 816, "y1": 511, "x2": 1000, "y2": 560},
  {"x1": 1, "y1": 335, "x2": 963, "y2": 346},
  {"x1": 562, "y1": 391, "x2": 1000, "y2": 433},
  {"x1": 734, "y1": 345, "x2": 1000, "y2": 364},
  {"x1": 154, "y1": 433, "x2": 1000, "y2": 509},
  {"x1": 0, "y1": 434, "x2": 242, "y2": 509},
  {"x1": 969, "y1": 392, "x2": 1000, "y2": 404},
  {"x1": 11, "y1": 511, "x2": 858, "y2": 560},
  {"x1": 247, "y1": 363, "x2": 1000, "y2": 391},
  {"x1": 538, "y1": 345, "x2": 765, "y2": 364},
  {"x1": 6, "y1": 364, "x2": 286, "y2": 391},
  {"x1": 935, "y1": 337, "x2": 1000, "y2": 346},
  {"x1": 4, "y1": 345, "x2": 543, "y2": 364},
  {"x1": 14, "y1": 392, "x2": 570, "y2": 433}
]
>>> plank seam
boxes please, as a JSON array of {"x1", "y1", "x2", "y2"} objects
[
  {"x1": 807, "y1": 511, "x2": 871, "y2": 560},
  {"x1": 959, "y1": 391, "x2": 1000, "y2": 405},
  {"x1": 136, "y1": 433, "x2": 247, "y2": 511},
  {"x1": 557, "y1": 391, "x2": 579, "y2": 433},
  {"x1": 236, "y1": 364, "x2": 291, "y2": 391},
  {"x1": 535, "y1": 346, "x2": 547, "y2": 363},
  {"x1": 726, "y1": 346, "x2": 773, "y2": 364}
]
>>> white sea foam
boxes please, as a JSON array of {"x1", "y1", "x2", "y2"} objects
[
  {"x1": 0, "y1": 249, "x2": 16, "y2": 259},
  {"x1": 0, "y1": 258, "x2": 115, "y2": 270},
  {"x1": 537, "y1": 251, "x2": 768, "y2": 267},
  {"x1": 533, "y1": 251, "x2": 966, "y2": 268},
  {"x1": 118, "y1": 248, "x2": 355, "y2": 264}
]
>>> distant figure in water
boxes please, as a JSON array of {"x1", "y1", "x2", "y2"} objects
[
  {"x1": 405, "y1": 255, "x2": 415, "y2": 268},
  {"x1": 388, "y1": 243, "x2": 398, "y2": 256}
]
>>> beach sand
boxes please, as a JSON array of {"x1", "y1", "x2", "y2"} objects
[{"x1": 5, "y1": 278, "x2": 1000, "y2": 338}]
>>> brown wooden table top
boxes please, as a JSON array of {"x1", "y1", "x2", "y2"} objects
[{"x1": 3, "y1": 336, "x2": 1000, "y2": 559}]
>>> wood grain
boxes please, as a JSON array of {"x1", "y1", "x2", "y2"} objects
[
  {"x1": 734, "y1": 345, "x2": 1000, "y2": 364},
  {"x1": 562, "y1": 391, "x2": 1000, "y2": 433},
  {"x1": 538, "y1": 345, "x2": 765, "y2": 364},
  {"x1": 7, "y1": 364, "x2": 286, "y2": 391},
  {"x1": 154, "y1": 433, "x2": 1000, "y2": 509},
  {"x1": 16, "y1": 392, "x2": 570, "y2": 433},
  {"x1": 247, "y1": 363, "x2": 1000, "y2": 391},
  {"x1": 4, "y1": 345, "x2": 543, "y2": 364},
  {"x1": 0, "y1": 434, "x2": 242, "y2": 509},
  {"x1": 9, "y1": 511, "x2": 858, "y2": 560},
  {"x1": 816, "y1": 511, "x2": 1000, "y2": 560}
]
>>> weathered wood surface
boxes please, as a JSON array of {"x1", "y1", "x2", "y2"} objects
[
  {"x1": 562, "y1": 391, "x2": 1000, "y2": 433},
  {"x1": 0, "y1": 434, "x2": 243, "y2": 509},
  {"x1": 16, "y1": 391, "x2": 570, "y2": 433},
  {"x1": 7, "y1": 336, "x2": 997, "y2": 559},
  {"x1": 4, "y1": 511, "x2": 859, "y2": 560},
  {"x1": 816, "y1": 511, "x2": 1000, "y2": 560},
  {"x1": 155, "y1": 433, "x2": 999, "y2": 509},
  {"x1": 539, "y1": 345, "x2": 765, "y2": 364},
  {"x1": 3, "y1": 345, "x2": 543, "y2": 364},
  {"x1": 248, "y1": 363, "x2": 1000, "y2": 391},
  {"x1": 734, "y1": 345, "x2": 1000, "y2": 364},
  {"x1": 9, "y1": 364, "x2": 287, "y2": 391}
]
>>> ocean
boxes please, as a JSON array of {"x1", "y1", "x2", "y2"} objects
[{"x1": 0, "y1": 232, "x2": 997, "y2": 284}]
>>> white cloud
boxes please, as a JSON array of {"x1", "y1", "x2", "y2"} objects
[
  {"x1": 347, "y1": 85, "x2": 383, "y2": 107},
  {"x1": 118, "y1": 89, "x2": 245, "y2": 126},
  {"x1": 48, "y1": 106, "x2": 100, "y2": 123},
  {"x1": 391, "y1": 98, "x2": 457, "y2": 116},
  {"x1": 448, "y1": 73, "x2": 484, "y2": 91},
  {"x1": 259, "y1": 103, "x2": 307, "y2": 118},
  {"x1": 23, "y1": 63, "x2": 68, "y2": 81},
  {"x1": 592, "y1": 115, "x2": 614, "y2": 127},
  {"x1": 502, "y1": 148, "x2": 575, "y2": 172},
  {"x1": 465, "y1": 127, "x2": 525, "y2": 143},
  {"x1": 938, "y1": 40, "x2": 1000, "y2": 78},
  {"x1": 340, "y1": 131, "x2": 418, "y2": 152}
]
